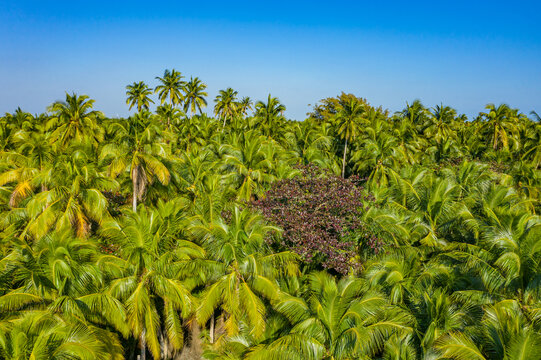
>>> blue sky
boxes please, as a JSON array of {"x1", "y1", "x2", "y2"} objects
[{"x1": 1, "y1": 1, "x2": 540, "y2": 120}]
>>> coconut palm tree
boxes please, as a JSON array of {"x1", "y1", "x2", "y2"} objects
[
  {"x1": 0, "y1": 230, "x2": 127, "y2": 359},
  {"x1": 126, "y1": 81, "x2": 155, "y2": 114},
  {"x1": 0, "y1": 311, "x2": 122, "y2": 360},
  {"x1": 0, "y1": 127, "x2": 55, "y2": 209},
  {"x1": 247, "y1": 271, "x2": 413, "y2": 359},
  {"x1": 101, "y1": 204, "x2": 204, "y2": 360},
  {"x1": 425, "y1": 104, "x2": 458, "y2": 144},
  {"x1": 352, "y1": 132, "x2": 399, "y2": 187},
  {"x1": 435, "y1": 300, "x2": 541, "y2": 360},
  {"x1": 156, "y1": 103, "x2": 182, "y2": 129},
  {"x1": 192, "y1": 207, "x2": 297, "y2": 342},
  {"x1": 334, "y1": 98, "x2": 365, "y2": 178},
  {"x1": 155, "y1": 68, "x2": 185, "y2": 107},
  {"x1": 254, "y1": 94, "x2": 286, "y2": 138},
  {"x1": 237, "y1": 96, "x2": 253, "y2": 118},
  {"x1": 480, "y1": 103, "x2": 520, "y2": 151},
  {"x1": 100, "y1": 112, "x2": 171, "y2": 212},
  {"x1": 0, "y1": 139, "x2": 116, "y2": 240},
  {"x1": 46, "y1": 93, "x2": 104, "y2": 147},
  {"x1": 220, "y1": 130, "x2": 282, "y2": 201},
  {"x1": 183, "y1": 77, "x2": 208, "y2": 117},
  {"x1": 214, "y1": 88, "x2": 238, "y2": 130},
  {"x1": 522, "y1": 121, "x2": 541, "y2": 169}
]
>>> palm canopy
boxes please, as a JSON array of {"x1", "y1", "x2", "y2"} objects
[
  {"x1": 100, "y1": 112, "x2": 171, "y2": 212},
  {"x1": 0, "y1": 230, "x2": 126, "y2": 359},
  {"x1": 2, "y1": 76, "x2": 541, "y2": 360},
  {"x1": 126, "y1": 81, "x2": 155, "y2": 113},
  {"x1": 46, "y1": 93, "x2": 104, "y2": 147},
  {"x1": 100, "y1": 202, "x2": 204, "y2": 359},
  {"x1": 155, "y1": 68, "x2": 185, "y2": 107},
  {"x1": 480, "y1": 103, "x2": 520, "y2": 151},
  {"x1": 214, "y1": 88, "x2": 239, "y2": 130},
  {"x1": 12, "y1": 142, "x2": 116, "y2": 239},
  {"x1": 334, "y1": 98, "x2": 365, "y2": 177},
  {"x1": 254, "y1": 94, "x2": 286, "y2": 138},
  {"x1": 183, "y1": 76, "x2": 208, "y2": 116},
  {"x1": 192, "y1": 207, "x2": 297, "y2": 341},
  {"x1": 247, "y1": 271, "x2": 413, "y2": 360}
]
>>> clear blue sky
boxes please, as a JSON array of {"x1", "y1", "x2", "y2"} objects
[{"x1": 1, "y1": 1, "x2": 540, "y2": 120}]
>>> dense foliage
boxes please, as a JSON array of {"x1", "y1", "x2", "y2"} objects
[
  {"x1": 0, "y1": 69, "x2": 540, "y2": 360},
  {"x1": 251, "y1": 164, "x2": 372, "y2": 274}
]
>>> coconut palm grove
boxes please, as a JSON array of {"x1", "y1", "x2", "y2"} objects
[{"x1": 0, "y1": 68, "x2": 540, "y2": 360}]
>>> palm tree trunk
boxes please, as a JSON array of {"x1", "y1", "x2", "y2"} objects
[
  {"x1": 493, "y1": 124, "x2": 498, "y2": 150},
  {"x1": 132, "y1": 169, "x2": 138, "y2": 212},
  {"x1": 342, "y1": 138, "x2": 348, "y2": 178},
  {"x1": 222, "y1": 115, "x2": 227, "y2": 131},
  {"x1": 210, "y1": 313, "x2": 215, "y2": 344},
  {"x1": 140, "y1": 331, "x2": 146, "y2": 360}
]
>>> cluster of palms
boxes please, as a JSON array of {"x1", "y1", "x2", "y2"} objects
[{"x1": 0, "y1": 72, "x2": 540, "y2": 359}]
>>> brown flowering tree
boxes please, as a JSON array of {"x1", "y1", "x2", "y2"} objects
[{"x1": 251, "y1": 164, "x2": 379, "y2": 274}]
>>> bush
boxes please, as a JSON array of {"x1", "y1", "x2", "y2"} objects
[{"x1": 251, "y1": 164, "x2": 376, "y2": 274}]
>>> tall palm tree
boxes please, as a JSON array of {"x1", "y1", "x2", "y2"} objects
[
  {"x1": 192, "y1": 207, "x2": 296, "y2": 342},
  {"x1": 0, "y1": 127, "x2": 55, "y2": 209},
  {"x1": 220, "y1": 131, "x2": 276, "y2": 201},
  {"x1": 522, "y1": 121, "x2": 541, "y2": 169},
  {"x1": 46, "y1": 93, "x2": 104, "y2": 147},
  {"x1": 100, "y1": 112, "x2": 171, "y2": 212},
  {"x1": 400, "y1": 99, "x2": 430, "y2": 130},
  {"x1": 334, "y1": 98, "x2": 365, "y2": 178},
  {"x1": 183, "y1": 77, "x2": 208, "y2": 117},
  {"x1": 214, "y1": 88, "x2": 238, "y2": 130},
  {"x1": 126, "y1": 81, "x2": 155, "y2": 113},
  {"x1": 156, "y1": 103, "x2": 182, "y2": 129},
  {"x1": 237, "y1": 96, "x2": 253, "y2": 118},
  {"x1": 480, "y1": 103, "x2": 520, "y2": 151},
  {"x1": 426, "y1": 104, "x2": 458, "y2": 143},
  {"x1": 101, "y1": 204, "x2": 203, "y2": 360},
  {"x1": 154, "y1": 68, "x2": 185, "y2": 107},
  {"x1": 254, "y1": 94, "x2": 286, "y2": 138}
]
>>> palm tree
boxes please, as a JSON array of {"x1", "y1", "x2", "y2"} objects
[
  {"x1": 522, "y1": 121, "x2": 541, "y2": 169},
  {"x1": 0, "y1": 230, "x2": 127, "y2": 359},
  {"x1": 352, "y1": 132, "x2": 399, "y2": 187},
  {"x1": 0, "y1": 311, "x2": 122, "y2": 360},
  {"x1": 214, "y1": 88, "x2": 238, "y2": 130},
  {"x1": 220, "y1": 131, "x2": 275, "y2": 201},
  {"x1": 156, "y1": 103, "x2": 182, "y2": 129},
  {"x1": 248, "y1": 272, "x2": 413, "y2": 359},
  {"x1": 183, "y1": 77, "x2": 208, "y2": 117},
  {"x1": 155, "y1": 68, "x2": 185, "y2": 107},
  {"x1": 237, "y1": 96, "x2": 253, "y2": 118},
  {"x1": 425, "y1": 104, "x2": 458, "y2": 144},
  {"x1": 0, "y1": 127, "x2": 55, "y2": 208},
  {"x1": 192, "y1": 207, "x2": 296, "y2": 342},
  {"x1": 126, "y1": 81, "x2": 155, "y2": 113},
  {"x1": 334, "y1": 98, "x2": 365, "y2": 178},
  {"x1": 435, "y1": 300, "x2": 541, "y2": 360},
  {"x1": 480, "y1": 103, "x2": 520, "y2": 151},
  {"x1": 101, "y1": 113, "x2": 171, "y2": 212},
  {"x1": 400, "y1": 99, "x2": 430, "y2": 130},
  {"x1": 46, "y1": 93, "x2": 104, "y2": 147},
  {"x1": 101, "y1": 204, "x2": 203, "y2": 359},
  {"x1": 1, "y1": 141, "x2": 116, "y2": 239},
  {"x1": 286, "y1": 121, "x2": 338, "y2": 173},
  {"x1": 254, "y1": 94, "x2": 286, "y2": 138}
]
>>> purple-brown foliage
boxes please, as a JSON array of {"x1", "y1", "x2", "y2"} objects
[{"x1": 251, "y1": 164, "x2": 372, "y2": 274}]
